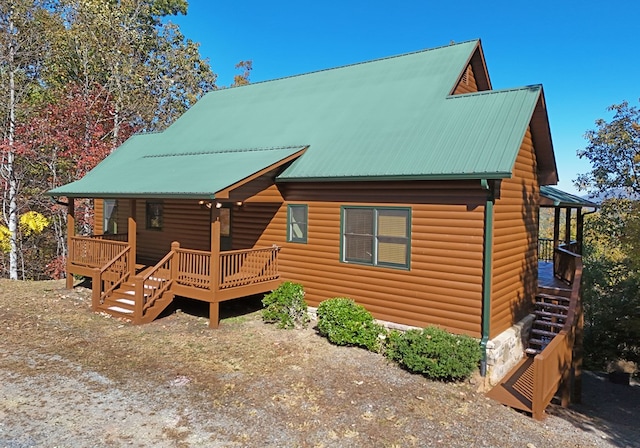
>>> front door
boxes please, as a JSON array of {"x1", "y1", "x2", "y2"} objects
[{"x1": 220, "y1": 206, "x2": 232, "y2": 251}]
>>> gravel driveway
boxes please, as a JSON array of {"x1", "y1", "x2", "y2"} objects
[{"x1": 0, "y1": 280, "x2": 637, "y2": 447}]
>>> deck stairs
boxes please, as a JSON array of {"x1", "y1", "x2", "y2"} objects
[
  {"x1": 96, "y1": 266, "x2": 174, "y2": 324},
  {"x1": 486, "y1": 282, "x2": 574, "y2": 418},
  {"x1": 525, "y1": 286, "x2": 572, "y2": 355}
]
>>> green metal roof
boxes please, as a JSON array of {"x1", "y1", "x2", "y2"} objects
[
  {"x1": 540, "y1": 186, "x2": 599, "y2": 208},
  {"x1": 48, "y1": 137, "x2": 305, "y2": 198},
  {"x1": 48, "y1": 40, "x2": 558, "y2": 198}
]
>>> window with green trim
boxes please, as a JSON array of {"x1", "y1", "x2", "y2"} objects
[
  {"x1": 342, "y1": 206, "x2": 410, "y2": 268},
  {"x1": 287, "y1": 204, "x2": 308, "y2": 243}
]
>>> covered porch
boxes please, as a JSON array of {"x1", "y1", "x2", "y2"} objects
[{"x1": 65, "y1": 197, "x2": 281, "y2": 327}]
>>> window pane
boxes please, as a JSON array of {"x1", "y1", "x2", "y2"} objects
[
  {"x1": 103, "y1": 199, "x2": 117, "y2": 234},
  {"x1": 378, "y1": 209, "x2": 408, "y2": 237},
  {"x1": 289, "y1": 205, "x2": 307, "y2": 242},
  {"x1": 220, "y1": 208, "x2": 231, "y2": 237},
  {"x1": 345, "y1": 208, "x2": 373, "y2": 235},
  {"x1": 345, "y1": 234, "x2": 373, "y2": 263},
  {"x1": 378, "y1": 239, "x2": 407, "y2": 265}
]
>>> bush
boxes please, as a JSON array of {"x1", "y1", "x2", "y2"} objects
[
  {"x1": 316, "y1": 297, "x2": 386, "y2": 352},
  {"x1": 385, "y1": 326, "x2": 481, "y2": 381},
  {"x1": 261, "y1": 281, "x2": 309, "y2": 329}
]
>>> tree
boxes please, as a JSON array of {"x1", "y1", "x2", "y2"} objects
[
  {"x1": 0, "y1": 0, "x2": 57, "y2": 279},
  {"x1": 576, "y1": 100, "x2": 640, "y2": 369},
  {"x1": 576, "y1": 100, "x2": 640, "y2": 197}
]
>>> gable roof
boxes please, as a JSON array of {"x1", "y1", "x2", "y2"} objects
[{"x1": 48, "y1": 39, "x2": 558, "y2": 199}]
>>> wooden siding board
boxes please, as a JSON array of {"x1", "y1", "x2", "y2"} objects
[
  {"x1": 490, "y1": 128, "x2": 539, "y2": 338},
  {"x1": 245, "y1": 180, "x2": 486, "y2": 337}
]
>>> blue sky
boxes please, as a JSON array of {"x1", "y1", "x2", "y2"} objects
[{"x1": 172, "y1": 0, "x2": 638, "y2": 195}]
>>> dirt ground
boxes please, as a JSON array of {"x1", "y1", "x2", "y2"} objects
[{"x1": 0, "y1": 279, "x2": 638, "y2": 447}]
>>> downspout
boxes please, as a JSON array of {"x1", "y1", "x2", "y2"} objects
[{"x1": 480, "y1": 179, "x2": 495, "y2": 377}]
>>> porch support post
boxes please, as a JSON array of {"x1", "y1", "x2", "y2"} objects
[
  {"x1": 65, "y1": 198, "x2": 75, "y2": 289},
  {"x1": 553, "y1": 207, "x2": 561, "y2": 248},
  {"x1": 576, "y1": 207, "x2": 584, "y2": 255},
  {"x1": 209, "y1": 205, "x2": 221, "y2": 329},
  {"x1": 128, "y1": 199, "x2": 137, "y2": 277},
  {"x1": 564, "y1": 207, "x2": 571, "y2": 245}
]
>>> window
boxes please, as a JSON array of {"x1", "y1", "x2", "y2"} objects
[
  {"x1": 103, "y1": 199, "x2": 118, "y2": 234},
  {"x1": 287, "y1": 204, "x2": 308, "y2": 243},
  {"x1": 146, "y1": 201, "x2": 163, "y2": 230},
  {"x1": 342, "y1": 206, "x2": 410, "y2": 268},
  {"x1": 220, "y1": 207, "x2": 231, "y2": 237}
]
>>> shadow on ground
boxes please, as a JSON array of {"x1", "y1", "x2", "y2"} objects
[{"x1": 548, "y1": 371, "x2": 640, "y2": 447}]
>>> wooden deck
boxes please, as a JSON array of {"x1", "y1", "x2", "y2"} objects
[
  {"x1": 67, "y1": 236, "x2": 281, "y2": 327},
  {"x1": 538, "y1": 261, "x2": 572, "y2": 293}
]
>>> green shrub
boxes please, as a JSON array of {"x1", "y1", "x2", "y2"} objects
[
  {"x1": 261, "y1": 281, "x2": 309, "y2": 329},
  {"x1": 316, "y1": 297, "x2": 386, "y2": 352},
  {"x1": 385, "y1": 326, "x2": 481, "y2": 381}
]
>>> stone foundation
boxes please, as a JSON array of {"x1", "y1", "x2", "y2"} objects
[{"x1": 485, "y1": 314, "x2": 535, "y2": 386}]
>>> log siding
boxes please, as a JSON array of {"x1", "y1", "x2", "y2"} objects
[
  {"x1": 237, "y1": 180, "x2": 486, "y2": 337},
  {"x1": 489, "y1": 128, "x2": 539, "y2": 338}
]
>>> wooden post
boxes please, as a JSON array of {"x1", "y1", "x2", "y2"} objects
[
  {"x1": 170, "y1": 241, "x2": 179, "y2": 281},
  {"x1": 209, "y1": 206, "x2": 221, "y2": 328},
  {"x1": 564, "y1": 207, "x2": 571, "y2": 246},
  {"x1": 573, "y1": 298, "x2": 584, "y2": 404},
  {"x1": 128, "y1": 199, "x2": 137, "y2": 277},
  {"x1": 66, "y1": 198, "x2": 75, "y2": 289},
  {"x1": 576, "y1": 208, "x2": 584, "y2": 255},
  {"x1": 553, "y1": 207, "x2": 561, "y2": 248},
  {"x1": 91, "y1": 267, "x2": 100, "y2": 311},
  {"x1": 134, "y1": 275, "x2": 144, "y2": 324}
]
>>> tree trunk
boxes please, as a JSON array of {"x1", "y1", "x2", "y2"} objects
[{"x1": 6, "y1": 13, "x2": 18, "y2": 280}]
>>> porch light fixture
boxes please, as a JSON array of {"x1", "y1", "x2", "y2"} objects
[
  {"x1": 215, "y1": 202, "x2": 223, "y2": 209},
  {"x1": 198, "y1": 200, "x2": 212, "y2": 209},
  {"x1": 235, "y1": 201, "x2": 243, "y2": 207}
]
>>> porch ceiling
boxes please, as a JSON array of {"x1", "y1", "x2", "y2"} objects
[{"x1": 47, "y1": 143, "x2": 306, "y2": 199}]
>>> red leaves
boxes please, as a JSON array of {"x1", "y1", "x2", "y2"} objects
[{"x1": 14, "y1": 83, "x2": 135, "y2": 182}]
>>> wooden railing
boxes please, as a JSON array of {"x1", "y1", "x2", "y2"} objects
[
  {"x1": 538, "y1": 238, "x2": 554, "y2": 262},
  {"x1": 134, "y1": 251, "x2": 174, "y2": 323},
  {"x1": 531, "y1": 251, "x2": 583, "y2": 420},
  {"x1": 553, "y1": 246, "x2": 578, "y2": 284},
  {"x1": 70, "y1": 236, "x2": 128, "y2": 268},
  {"x1": 175, "y1": 247, "x2": 211, "y2": 290},
  {"x1": 219, "y1": 246, "x2": 279, "y2": 289},
  {"x1": 89, "y1": 233, "x2": 128, "y2": 242},
  {"x1": 97, "y1": 246, "x2": 131, "y2": 305}
]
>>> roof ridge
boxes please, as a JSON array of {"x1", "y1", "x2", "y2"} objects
[
  {"x1": 447, "y1": 84, "x2": 542, "y2": 99},
  {"x1": 223, "y1": 39, "x2": 480, "y2": 89},
  {"x1": 142, "y1": 145, "x2": 308, "y2": 158}
]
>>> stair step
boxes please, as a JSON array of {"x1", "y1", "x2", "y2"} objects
[
  {"x1": 534, "y1": 309, "x2": 567, "y2": 319},
  {"x1": 533, "y1": 319, "x2": 565, "y2": 329},
  {"x1": 115, "y1": 298, "x2": 135, "y2": 307},
  {"x1": 106, "y1": 305, "x2": 134, "y2": 314},
  {"x1": 531, "y1": 328, "x2": 560, "y2": 338},
  {"x1": 534, "y1": 302, "x2": 569, "y2": 312},
  {"x1": 537, "y1": 293, "x2": 571, "y2": 302},
  {"x1": 529, "y1": 337, "x2": 555, "y2": 347}
]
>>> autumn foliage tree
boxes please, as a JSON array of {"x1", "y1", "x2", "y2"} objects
[
  {"x1": 0, "y1": 0, "x2": 223, "y2": 279},
  {"x1": 576, "y1": 99, "x2": 640, "y2": 369}
]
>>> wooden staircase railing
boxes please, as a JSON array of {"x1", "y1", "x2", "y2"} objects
[
  {"x1": 133, "y1": 250, "x2": 175, "y2": 324},
  {"x1": 487, "y1": 248, "x2": 583, "y2": 420},
  {"x1": 92, "y1": 246, "x2": 131, "y2": 310}
]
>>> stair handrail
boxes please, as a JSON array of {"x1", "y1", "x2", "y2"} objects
[
  {"x1": 97, "y1": 246, "x2": 131, "y2": 304},
  {"x1": 532, "y1": 254, "x2": 583, "y2": 419},
  {"x1": 134, "y1": 249, "x2": 175, "y2": 320}
]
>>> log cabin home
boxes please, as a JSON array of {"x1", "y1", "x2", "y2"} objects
[{"x1": 48, "y1": 40, "x2": 595, "y2": 418}]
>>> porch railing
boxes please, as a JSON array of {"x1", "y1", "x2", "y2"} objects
[
  {"x1": 70, "y1": 236, "x2": 129, "y2": 268},
  {"x1": 219, "y1": 246, "x2": 280, "y2": 289},
  {"x1": 175, "y1": 247, "x2": 212, "y2": 290},
  {"x1": 538, "y1": 238, "x2": 554, "y2": 262},
  {"x1": 531, "y1": 249, "x2": 582, "y2": 420}
]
